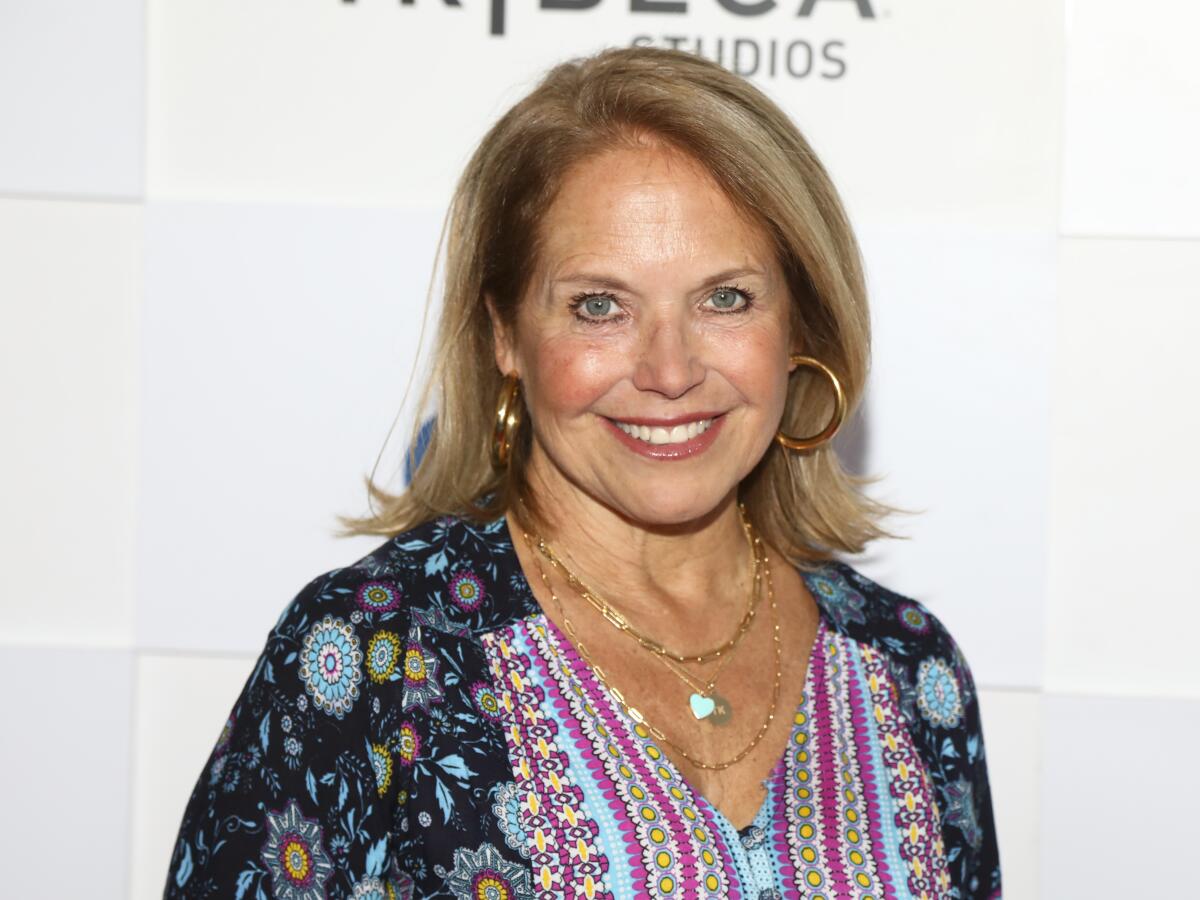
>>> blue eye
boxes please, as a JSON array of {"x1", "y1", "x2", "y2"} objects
[
  {"x1": 584, "y1": 296, "x2": 613, "y2": 317},
  {"x1": 707, "y1": 287, "x2": 752, "y2": 312},
  {"x1": 571, "y1": 293, "x2": 621, "y2": 323}
]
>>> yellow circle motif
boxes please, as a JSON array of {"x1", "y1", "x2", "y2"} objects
[
  {"x1": 799, "y1": 805, "x2": 813, "y2": 818},
  {"x1": 795, "y1": 711, "x2": 807, "y2": 725},
  {"x1": 705, "y1": 875, "x2": 720, "y2": 891},
  {"x1": 366, "y1": 632, "x2": 401, "y2": 683},
  {"x1": 630, "y1": 786, "x2": 646, "y2": 801},
  {"x1": 282, "y1": 840, "x2": 311, "y2": 881},
  {"x1": 473, "y1": 875, "x2": 510, "y2": 900},
  {"x1": 669, "y1": 787, "x2": 684, "y2": 801},
  {"x1": 702, "y1": 849, "x2": 715, "y2": 866},
  {"x1": 657, "y1": 766, "x2": 672, "y2": 780},
  {"x1": 847, "y1": 828, "x2": 860, "y2": 844},
  {"x1": 799, "y1": 824, "x2": 815, "y2": 840},
  {"x1": 682, "y1": 807, "x2": 697, "y2": 822},
  {"x1": 655, "y1": 850, "x2": 672, "y2": 869},
  {"x1": 849, "y1": 850, "x2": 864, "y2": 866},
  {"x1": 806, "y1": 870, "x2": 824, "y2": 887},
  {"x1": 649, "y1": 827, "x2": 667, "y2": 844},
  {"x1": 634, "y1": 724, "x2": 650, "y2": 738},
  {"x1": 857, "y1": 873, "x2": 872, "y2": 888},
  {"x1": 844, "y1": 788, "x2": 856, "y2": 802},
  {"x1": 798, "y1": 787, "x2": 811, "y2": 800},
  {"x1": 846, "y1": 809, "x2": 859, "y2": 823},
  {"x1": 801, "y1": 847, "x2": 817, "y2": 864},
  {"x1": 619, "y1": 765, "x2": 633, "y2": 779},
  {"x1": 692, "y1": 827, "x2": 707, "y2": 843},
  {"x1": 640, "y1": 807, "x2": 657, "y2": 822},
  {"x1": 403, "y1": 649, "x2": 426, "y2": 682},
  {"x1": 658, "y1": 876, "x2": 675, "y2": 894},
  {"x1": 647, "y1": 746, "x2": 662, "y2": 760},
  {"x1": 798, "y1": 751, "x2": 809, "y2": 764}
]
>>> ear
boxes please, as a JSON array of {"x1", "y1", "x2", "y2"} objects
[{"x1": 485, "y1": 292, "x2": 518, "y2": 376}]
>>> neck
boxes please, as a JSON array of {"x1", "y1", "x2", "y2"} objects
[{"x1": 511, "y1": 456, "x2": 754, "y2": 624}]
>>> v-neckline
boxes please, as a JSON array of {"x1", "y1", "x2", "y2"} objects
[
  {"x1": 690, "y1": 612, "x2": 829, "y2": 836},
  {"x1": 528, "y1": 582, "x2": 830, "y2": 833}
]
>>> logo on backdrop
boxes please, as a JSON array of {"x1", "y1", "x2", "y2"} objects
[{"x1": 339, "y1": 0, "x2": 881, "y2": 80}]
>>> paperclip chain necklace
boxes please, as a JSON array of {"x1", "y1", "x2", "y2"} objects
[
  {"x1": 520, "y1": 527, "x2": 783, "y2": 772},
  {"x1": 529, "y1": 505, "x2": 760, "y2": 665},
  {"x1": 525, "y1": 503, "x2": 759, "y2": 723}
]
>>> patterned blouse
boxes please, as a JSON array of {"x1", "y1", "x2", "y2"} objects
[{"x1": 165, "y1": 512, "x2": 1002, "y2": 899}]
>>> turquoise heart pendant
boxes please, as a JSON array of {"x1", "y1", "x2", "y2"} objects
[{"x1": 689, "y1": 693, "x2": 716, "y2": 720}]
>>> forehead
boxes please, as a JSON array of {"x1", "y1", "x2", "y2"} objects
[{"x1": 535, "y1": 144, "x2": 776, "y2": 278}]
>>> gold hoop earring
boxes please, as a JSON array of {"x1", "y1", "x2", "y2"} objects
[
  {"x1": 775, "y1": 355, "x2": 846, "y2": 451},
  {"x1": 491, "y1": 373, "x2": 523, "y2": 470}
]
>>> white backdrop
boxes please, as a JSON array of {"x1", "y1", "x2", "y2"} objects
[{"x1": 1, "y1": 0, "x2": 1198, "y2": 896}]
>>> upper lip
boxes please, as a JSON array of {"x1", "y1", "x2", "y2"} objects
[{"x1": 605, "y1": 412, "x2": 724, "y2": 427}]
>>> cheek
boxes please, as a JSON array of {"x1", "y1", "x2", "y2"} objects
[
  {"x1": 525, "y1": 337, "x2": 624, "y2": 418},
  {"x1": 713, "y1": 325, "x2": 792, "y2": 404}
]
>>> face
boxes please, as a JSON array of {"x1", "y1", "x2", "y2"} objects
[{"x1": 491, "y1": 142, "x2": 795, "y2": 528}]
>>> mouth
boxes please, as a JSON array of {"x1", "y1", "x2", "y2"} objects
[
  {"x1": 601, "y1": 412, "x2": 726, "y2": 459},
  {"x1": 609, "y1": 417, "x2": 715, "y2": 446}
]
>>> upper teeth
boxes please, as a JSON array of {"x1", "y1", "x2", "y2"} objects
[{"x1": 614, "y1": 418, "x2": 713, "y2": 445}]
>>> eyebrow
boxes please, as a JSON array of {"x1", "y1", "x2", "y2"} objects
[{"x1": 551, "y1": 266, "x2": 766, "y2": 294}]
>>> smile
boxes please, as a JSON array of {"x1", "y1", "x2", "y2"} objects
[
  {"x1": 612, "y1": 418, "x2": 714, "y2": 445},
  {"x1": 602, "y1": 413, "x2": 726, "y2": 460}
]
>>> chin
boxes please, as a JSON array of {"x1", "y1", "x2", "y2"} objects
[{"x1": 601, "y1": 481, "x2": 733, "y2": 529}]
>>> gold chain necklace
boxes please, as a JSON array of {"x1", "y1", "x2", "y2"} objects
[
  {"x1": 520, "y1": 528, "x2": 783, "y2": 772},
  {"x1": 528, "y1": 505, "x2": 760, "y2": 664},
  {"x1": 523, "y1": 504, "x2": 759, "y2": 725},
  {"x1": 646, "y1": 553, "x2": 762, "y2": 725}
]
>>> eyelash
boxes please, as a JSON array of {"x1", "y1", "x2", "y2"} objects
[{"x1": 567, "y1": 284, "x2": 758, "y2": 324}]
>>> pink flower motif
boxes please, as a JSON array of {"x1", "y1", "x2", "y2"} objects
[
  {"x1": 356, "y1": 581, "x2": 401, "y2": 614},
  {"x1": 448, "y1": 570, "x2": 485, "y2": 612}
]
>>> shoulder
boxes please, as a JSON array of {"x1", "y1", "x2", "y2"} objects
[
  {"x1": 276, "y1": 514, "x2": 467, "y2": 626},
  {"x1": 806, "y1": 560, "x2": 981, "y2": 756},
  {"x1": 271, "y1": 512, "x2": 534, "y2": 661},
  {"x1": 807, "y1": 560, "x2": 974, "y2": 690}
]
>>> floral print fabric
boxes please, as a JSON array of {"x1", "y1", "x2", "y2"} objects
[{"x1": 165, "y1": 513, "x2": 1001, "y2": 898}]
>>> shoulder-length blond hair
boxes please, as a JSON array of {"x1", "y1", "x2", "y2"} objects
[{"x1": 338, "y1": 45, "x2": 891, "y2": 563}]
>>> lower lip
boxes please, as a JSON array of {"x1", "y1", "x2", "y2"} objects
[{"x1": 602, "y1": 415, "x2": 725, "y2": 460}]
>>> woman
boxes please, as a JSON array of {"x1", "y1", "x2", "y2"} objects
[{"x1": 165, "y1": 46, "x2": 1001, "y2": 899}]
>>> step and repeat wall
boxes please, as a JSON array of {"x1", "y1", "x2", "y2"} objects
[{"x1": 2, "y1": 0, "x2": 1198, "y2": 896}]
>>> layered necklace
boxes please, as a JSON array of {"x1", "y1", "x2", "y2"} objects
[{"x1": 520, "y1": 506, "x2": 784, "y2": 772}]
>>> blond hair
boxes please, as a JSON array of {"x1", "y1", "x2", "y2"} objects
[{"x1": 337, "y1": 46, "x2": 891, "y2": 563}]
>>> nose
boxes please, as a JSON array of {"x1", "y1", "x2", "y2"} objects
[{"x1": 630, "y1": 311, "x2": 704, "y2": 399}]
